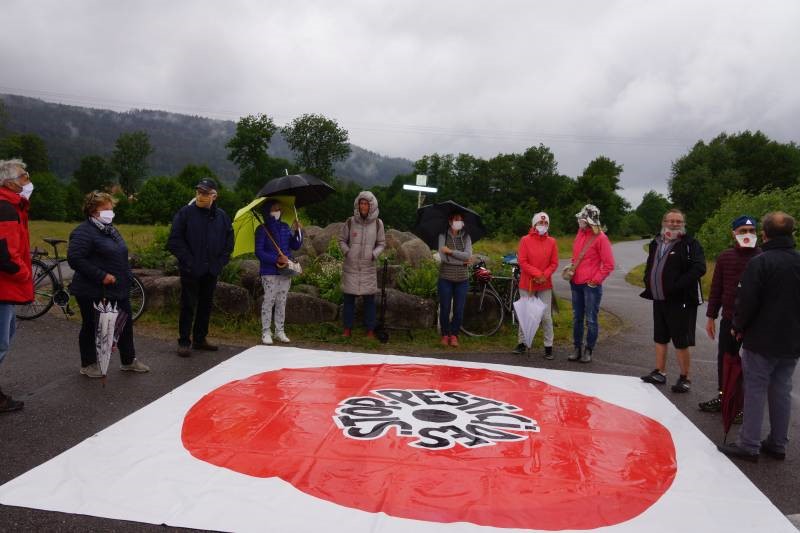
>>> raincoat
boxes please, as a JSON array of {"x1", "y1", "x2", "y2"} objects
[{"x1": 339, "y1": 191, "x2": 385, "y2": 295}]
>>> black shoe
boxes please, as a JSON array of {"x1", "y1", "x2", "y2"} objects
[
  {"x1": 177, "y1": 345, "x2": 192, "y2": 358},
  {"x1": 192, "y1": 340, "x2": 219, "y2": 351},
  {"x1": 760, "y1": 440, "x2": 786, "y2": 460},
  {"x1": 671, "y1": 375, "x2": 691, "y2": 393},
  {"x1": 718, "y1": 442, "x2": 759, "y2": 463},
  {"x1": 568, "y1": 346, "x2": 582, "y2": 362},
  {"x1": 579, "y1": 347, "x2": 592, "y2": 363},
  {"x1": 543, "y1": 346, "x2": 554, "y2": 360},
  {"x1": 641, "y1": 369, "x2": 667, "y2": 385},
  {"x1": 698, "y1": 395, "x2": 722, "y2": 412},
  {"x1": 0, "y1": 394, "x2": 24, "y2": 413},
  {"x1": 512, "y1": 343, "x2": 526, "y2": 355}
]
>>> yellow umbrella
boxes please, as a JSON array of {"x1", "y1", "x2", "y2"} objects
[{"x1": 232, "y1": 196, "x2": 296, "y2": 257}]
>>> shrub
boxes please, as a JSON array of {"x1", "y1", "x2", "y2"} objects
[
  {"x1": 219, "y1": 258, "x2": 243, "y2": 285},
  {"x1": 296, "y1": 258, "x2": 343, "y2": 304},
  {"x1": 135, "y1": 227, "x2": 176, "y2": 272},
  {"x1": 398, "y1": 259, "x2": 439, "y2": 298}
]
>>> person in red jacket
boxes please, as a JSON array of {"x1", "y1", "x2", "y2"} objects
[
  {"x1": 0, "y1": 159, "x2": 33, "y2": 413},
  {"x1": 699, "y1": 215, "x2": 761, "y2": 412},
  {"x1": 513, "y1": 212, "x2": 558, "y2": 359},
  {"x1": 568, "y1": 204, "x2": 615, "y2": 363}
]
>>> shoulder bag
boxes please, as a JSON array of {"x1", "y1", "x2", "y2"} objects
[
  {"x1": 561, "y1": 234, "x2": 598, "y2": 281},
  {"x1": 264, "y1": 225, "x2": 302, "y2": 277}
]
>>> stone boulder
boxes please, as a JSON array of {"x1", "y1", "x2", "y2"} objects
[
  {"x1": 237, "y1": 259, "x2": 262, "y2": 295},
  {"x1": 312, "y1": 222, "x2": 345, "y2": 255},
  {"x1": 282, "y1": 293, "x2": 339, "y2": 324},
  {"x1": 140, "y1": 276, "x2": 181, "y2": 310},
  {"x1": 131, "y1": 268, "x2": 165, "y2": 278},
  {"x1": 397, "y1": 238, "x2": 432, "y2": 267},
  {"x1": 213, "y1": 282, "x2": 251, "y2": 316},
  {"x1": 385, "y1": 229, "x2": 416, "y2": 252},
  {"x1": 342, "y1": 289, "x2": 435, "y2": 329},
  {"x1": 291, "y1": 284, "x2": 320, "y2": 298},
  {"x1": 297, "y1": 236, "x2": 317, "y2": 259},
  {"x1": 303, "y1": 225, "x2": 323, "y2": 242}
]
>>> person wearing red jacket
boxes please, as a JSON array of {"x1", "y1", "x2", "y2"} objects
[
  {"x1": 568, "y1": 204, "x2": 615, "y2": 363},
  {"x1": 0, "y1": 159, "x2": 34, "y2": 413},
  {"x1": 513, "y1": 212, "x2": 558, "y2": 359}
]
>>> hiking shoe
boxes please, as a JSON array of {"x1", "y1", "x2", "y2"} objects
[
  {"x1": 544, "y1": 346, "x2": 554, "y2": 360},
  {"x1": 699, "y1": 395, "x2": 722, "y2": 412},
  {"x1": 641, "y1": 369, "x2": 666, "y2": 385},
  {"x1": 449, "y1": 335, "x2": 459, "y2": 347},
  {"x1": 262, "y1": 332, "x2": 273, "y2": 345},
  {"x1": 733, "y1": 410, "x2": 743, "y2": 425},
  {"x1": 0, "y1": 394, "x2": 23, "y2": 413},
  {"x1": 192, "y1": 340, "x2": 218, "y2": 351},
  {"x1": 442, "y1": 336, "x2": 451, "y2": 346},
  {"x1": 579, "y1": 347, "x2": 592, "y2": 363},
  {"x1": 275, "y1": 331, "x2": 290, "y2": 343},
  {"x1": 121, "y1": 358, "x2": 150, "y2": 373},
  {"x1": 80, "y1": 363, "x2": 104, "y2": 378},
  {"x1": 671, "y1": 375, "x2": 691, "y2": 393},
  {"x1": 717, "y1": 442, "x2": 758, "y2": 463},
  {"x1": 343, "y1": 328, "x2": 352, "y2": 338},
  {"x1": 568, "y1": 347, "x2": 582, "y2": 362},
  {"x1": 366, "y1": 330, "x2": 376, "y2": 339},
  {"x1": 177, "y1": 345, "x2": 191, "y2": 357},
  {"x1": 761, "y1": 440, "x2": 786, "y2": 460},
  {"x1": 512, "y1": 343, "x2": 526, "y2": 355}
]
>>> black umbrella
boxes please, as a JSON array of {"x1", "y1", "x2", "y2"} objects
[
  {"x1": 412, "y1": 200, "x2": 487, "y2": 250},
  {"x1": 256, "y1": 173, "x2": 335, "y2": 208}
]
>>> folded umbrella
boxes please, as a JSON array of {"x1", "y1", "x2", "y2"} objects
[
  {"x1": 93, "y1": 300, "x2": 128, "y2": 385},
  {"x1": 412, "y1": 200, "x2": 487, "y2": 250},
  {"x1": 513, "y1": 295, "x2": 546, "y2": 348},
  {"x1": 721, "y1": 351, "x2": 744, "y2": 443}
]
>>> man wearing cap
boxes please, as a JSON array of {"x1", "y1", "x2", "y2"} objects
[
  {"x1": 167, "y1": 178, "x2": 234, "y2": 357},
  {"x1": 699, "y1": 215, "x2": 761, "y2": 414},
  {"x1": 719, "y1": 212, "x2": 800, "y2": 462},
  {"x1": 568, "y1": 204, "x2": 615, "y2": 363},
  {"x1": 513, "y1": 212, "x2": 558, "y2": 359},
  {"x1": 640, "y1": 209, "x2": 706, "y2": 393},
  {"x1": 0, "y1": 159, "x2": 33, "y2": 413}
]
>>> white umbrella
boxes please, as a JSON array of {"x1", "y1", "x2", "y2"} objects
[
  {"x1": 513, "y1": 295, "x2": 546, "y2": 348},
  {"x1": 93, "y1": 300, "x2": 128, "y2": 383}
]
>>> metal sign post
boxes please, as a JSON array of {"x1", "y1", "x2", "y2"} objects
[{"x1": 403, "y1": 174, "x2": 437, "y2": 208}]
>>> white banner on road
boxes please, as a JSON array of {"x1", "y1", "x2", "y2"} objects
[{"x1": 0, "y1": 347, "x2": 793, "y2": 532}]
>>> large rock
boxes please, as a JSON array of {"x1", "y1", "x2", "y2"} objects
[
  {"x1": 297, "y1": 236, "x2": 317, "y2": 259},
  {"x1": 303, "y1": 225, "x2": 323, "y2": 242},
  {"x1": 140, "y1": 276, "x2": 181, "y2": 310},
  {"x1": 312, "y1": 222, "x2": 345, "y2": 255},
  {"x1": 237, "y1": 259, "x2": 262, "y2": 295},
  {"x1": 342, "y1": 289, "x2": 435, "y2": 329},
  {"x1": 281, "y1": 292, "x2": 339, "y2": 324},
  {"x1": 213, "y1": 282, "x2": 251, "y2": 316},
  {"x1": 397, "y1": 238, "x2": 432, "y2": 267},
  {"x1": 291, "y1": 284, "x2": 320, "y2": 298},
  {"x1": 385, "y1": 229, "x2": 416, "y2": 252},
  {"x1": 131, "y1": 268, "x2": 165, "y2": 278}
]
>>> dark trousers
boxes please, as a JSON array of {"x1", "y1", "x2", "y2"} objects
[
  {"x1": 438, "y1": 278, "x2": 468, "y2": 336},
  {"x1": 343, "y1": 293, "x2": 376, "y2": 331},
  {"x1": 179, "y1": 273, "x2": 217, "y2": 346},
  {"x1": 716, "y1": 317, "x2": 741, "y2": 392},
  {"x1": 76, "y1": 295, "x2": 135, "y2": 367}
]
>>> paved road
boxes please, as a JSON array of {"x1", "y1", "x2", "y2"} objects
[{"x1": 0, "y1": 239, "x2": 798, "y2": 531}]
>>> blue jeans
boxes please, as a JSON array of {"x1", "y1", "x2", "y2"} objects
[
  {"x1": 438, "y1": 278, "x2": 468, "y2": 336},
  {"x1": 343, "y1": 293, "x2": 376, "y2": 331},
  {"x1": 571, "y1": 282, "x2": 602, "y2": 349},
  {"x1": 0, "y1": 303, "x2": 16, "y2": 366},
  {"x1": 737, "y1": 348, "x2": 798, "y2": 454}
]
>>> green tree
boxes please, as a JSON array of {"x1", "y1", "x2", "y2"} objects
[
  {"x1": 281, "y1": 113, "x2": 351, "y2": 178},
  {"x1": 73, "y1": 155, "x2": 115, "y2": 193},
  {"x1": 634, "y1": 190, "x2": 672, "y2": 234},
  {"x1": 28, "y1": 172, "x2": 67, "y2": 221},
  {"x1": 130, "y1": 176, "x2": 192, "y2": 224},
  {"x1": 235, "y1": 157, "x2": 297, "y2": 199},
  {"x1": 227, "y1": 114, "x2": 277, "y2": 170},
  {"x1": 574, "y1": 156, "x2": 629, "y2": 234},
  {"x1": 111, "y1": 131, "x2": 153, "y2": 195},
  {"x1": 0, "y1": 133, "x2": 49, "y2": 172},
  {"x1": 175, "y1": 163, "x2": 217, "y2": 189}
]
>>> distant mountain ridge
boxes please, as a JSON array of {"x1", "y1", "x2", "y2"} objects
[{"x1": 0, "y1": 93, "x2": 414, "y2": 186}]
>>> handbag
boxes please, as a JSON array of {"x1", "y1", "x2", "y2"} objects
[
  {"x1": 263, "y1": 225, "x2": 302, "y2": 277},
  {"x1": 562, "y1": 234, "x2": 598, "y2": 281}
]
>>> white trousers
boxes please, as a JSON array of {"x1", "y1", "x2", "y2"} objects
[{"x1": 261, "y1": 275, "x2": 291, "y2": 335}]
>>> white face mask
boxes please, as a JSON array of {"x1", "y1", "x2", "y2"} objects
[
  {"x1": 735, "y1": 233, "x2": 757, "y2": 248},
  {"x1": 535, "y1": 224, "x2": 548, "y2": 235},
  {"x1": 450, "y1": 220, "x2": 464, "y2": 231},
  {"x1": 97, "y1": 210, "x2": 115, "y2": 224},
  {"x1": 20, "y1": 182, "x2": 34, "y2": 199},
  {"x1": 271, "y1": 211, "x2": 281, "y2": 221},
  {"x1": 661, "y1": 225, "x2": 685, "y2": 241}
]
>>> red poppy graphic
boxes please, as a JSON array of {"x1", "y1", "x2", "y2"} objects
[{"x1": 182, "y1": 364, "x2": 676, "y2": 530}]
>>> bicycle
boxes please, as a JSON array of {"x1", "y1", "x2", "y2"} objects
[
  {"x1": 460, "y1": 257, "x2": 521, "y2": 337},
  {"x1": 15, "y1": 238, "x2": 146, "y2": 322}
]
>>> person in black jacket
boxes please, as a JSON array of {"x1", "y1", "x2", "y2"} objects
[
  {"x1": 719, "y1": 212, "x2": 800, "y2": 462},
  {"x1": 639, "y1": 209, "x2": 706, "y2": 393},
  {"x1": 68, "y1": 191, "x2": 150, "y2": 377},
  {"x1": 167, "y1": 178, "x2": 234, "y2": 357}
]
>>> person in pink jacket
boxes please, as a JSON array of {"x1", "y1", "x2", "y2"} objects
[
  {"x1": 568, "y1": 204, "x2": 615, "y2": 363},
  {"x1": 513, "y1": 212, "x2": 558, "y2": 359}
]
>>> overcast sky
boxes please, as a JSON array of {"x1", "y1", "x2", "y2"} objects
[{"x1": 2, "y1": 0, "x2": 798, "y2": 205}]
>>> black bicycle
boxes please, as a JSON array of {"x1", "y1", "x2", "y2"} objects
[
  {"x1": 460, "y1": 258, "x2": 521, "y2": 337},
  {"x1": 15, "y1": 238, "x2": 146, "y2": 321}
]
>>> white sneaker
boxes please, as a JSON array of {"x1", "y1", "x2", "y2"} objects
[
  {"x1": 80, "y1": 363, "x2": 103, "y2": 378},
  {"x1": 275, "y1": 331, "x2": 291, "y2": 343},
  {"x1": 120, "y1": 358, "x2": 150, "y2": 373},
  {"x1": 262, "y1": 332, "x2": 273, "y2": 345}
]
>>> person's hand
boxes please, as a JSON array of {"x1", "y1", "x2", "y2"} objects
[
  {"x1": 705, "y1": 318, "x2": 716, "y2": 340},
  {"x1": 102, "y1": 273, "x2": 116, "y2": 285},
  {"x1": 535, "y1": 276, "x2": 546, "y2": 284},
  {"x1": 292, "y1": 219, "x2": 302, "y2": 231},
  {"x1": 277, "y1": 254, "x2": 289, "y2": 267},
  {"x1": 587, "y1": 281, "x2": 598, "y2": 288},
  {"x1": 440, "y1": 246, "x2": 452, "y2": 255}
]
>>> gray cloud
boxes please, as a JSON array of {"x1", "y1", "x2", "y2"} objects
[{"x1": 3, "y1": 0, "x2": 798, "y2": 205}]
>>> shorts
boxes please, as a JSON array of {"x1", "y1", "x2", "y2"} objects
[{"x1": 653, "y1": 300, "x2": 697, "y2": 349}]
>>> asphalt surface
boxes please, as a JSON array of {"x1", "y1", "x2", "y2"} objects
[{"x1": 0, "y1": 239, "x2": 798, "y2": 531}]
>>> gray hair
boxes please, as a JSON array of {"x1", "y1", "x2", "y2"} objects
[{"x1": 0, "y1": 159, "x2": 27, "y2": 185}]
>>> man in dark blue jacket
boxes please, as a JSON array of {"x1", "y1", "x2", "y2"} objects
[
  {"x1": 167, "y1": 178, "x2": 234, "y2": 357},
  {"x1": 719, "y1": 212, "x2": 800, "y2": 462}
]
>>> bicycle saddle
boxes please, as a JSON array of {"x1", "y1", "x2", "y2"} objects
[{"x1": 43, "y1": 238, "x2": 67, "y2": 246}]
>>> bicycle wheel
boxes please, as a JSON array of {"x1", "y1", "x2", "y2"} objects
[
  {"x1": 129, "y1": 274, "x2": 146, "y2": 321},
  {"x1": 460, "y1": 283, "x2": 504, "y2": 337},
  {"x1": 16, "y1": 258, "x2": 57, "y2": 320}
]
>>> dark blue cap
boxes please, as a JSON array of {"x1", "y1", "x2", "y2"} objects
[
  {"x1": 732, "y1": 215, "x2": 757, "y2": 230},
  {"x1": 196, "y1": 178, "x2": 218, "y2": 192}
]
